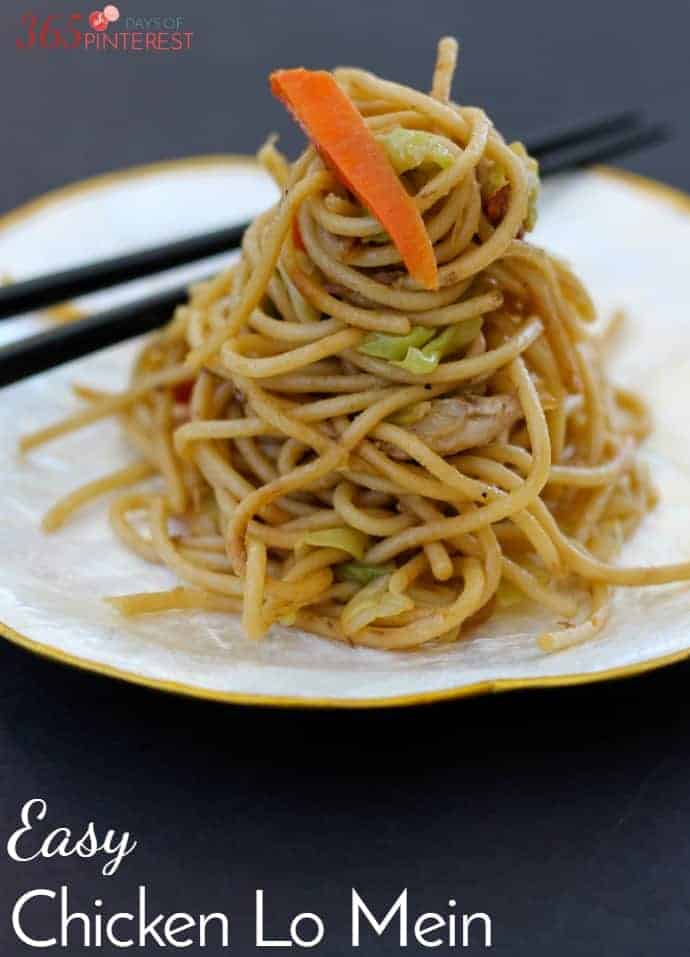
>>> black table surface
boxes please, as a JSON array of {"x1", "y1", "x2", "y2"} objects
[{"x1": 1, "y1": 1, "x2": 689, "y2": 953}]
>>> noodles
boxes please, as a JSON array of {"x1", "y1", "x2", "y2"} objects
[
  {"x1": 42, "y1": 462, "x2": 155, "y2": 533},
  {"x1": 23, "y1": 37, "x2": 690, "y2": 654}
]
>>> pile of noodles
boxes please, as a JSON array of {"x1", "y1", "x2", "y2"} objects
[{"x1": 25, "y1": 38, "x2": 690, "y2": 652}]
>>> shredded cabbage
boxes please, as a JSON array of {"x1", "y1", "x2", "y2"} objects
[
  {"x1": 392, "y1": 317, "x2": 483, "y2": 374},
  {"x1": 364, "y1": 130, "x2": 453, "y2": 245},
  {"x1": 481, "y1": 161, "x2": 508, "y2": 198},
  {"x1": 341, "y1": 575, "x2": 413, "y2": 635},
  {"x1": 358, "y1": 325, "x2": 435, "y2": 361},
  {"x1": 336, "y1": 561, "x2": 395, "y2": 585},
  {"x1": 301, "y1": 527, "x2": 369, "y2": 560},
  {"x1": 382, "y1": 128, "x2": 455, "y2": 175}
]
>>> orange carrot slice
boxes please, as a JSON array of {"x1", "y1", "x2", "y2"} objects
[{"x1": 270, "y1": 68, "x2": 438, "y2": 291}]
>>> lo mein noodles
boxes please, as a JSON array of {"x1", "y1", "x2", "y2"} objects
[{"x1": 24, "y1": 38, "x2": 690, "y2": 653}]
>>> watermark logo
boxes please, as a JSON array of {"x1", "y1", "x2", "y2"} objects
[
  {"x1": 89, "y1": 6, "x2": 120, "y2": 31},
  {"x1": 16, "y1": 6, "x2": 193, "y2": 51}
]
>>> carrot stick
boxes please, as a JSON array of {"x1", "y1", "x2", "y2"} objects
[{"x1": 270, "y1": 68, "x2": 438, "y2": 291}]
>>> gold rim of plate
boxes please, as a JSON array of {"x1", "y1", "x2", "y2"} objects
[{"x1": 2, "y1": 156, "x2": 689, "y2": 709}]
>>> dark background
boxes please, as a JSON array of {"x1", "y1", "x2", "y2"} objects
[{"x1": 1, "y1": 1, "x2": 690, "y2": 953}]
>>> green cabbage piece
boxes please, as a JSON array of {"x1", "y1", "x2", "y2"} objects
[
  {"x1": 301, "y1": 527, "x2": 369, "y2": 560},
  {"x1": 392, "y1": 317, "x2": 483, "y2": 374},
  {"x1": 336, "y1": 562, "x2": 395, "y2": 585},
  {"x1": 382, "y1": 128, "x2": 455, "y2": 175},
  {"x1": 358, "y1": 325, "x2": 436, "y2": 361},
  {"x1": 341, "y1": 575, "x2": 413, "y2": 635},
  {"x1": 482, "y1": 162, "x2": 508, "y2": 198}
]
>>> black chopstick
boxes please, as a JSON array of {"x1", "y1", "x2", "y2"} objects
[
  {"x1": 0, "y1": 283, "x2": 192, "y2": 387},
  {"x1": 524, "y1": 110, "x2": 643, "y2": 159},
  {"x1": 538, "y1": 123, "x2": 670, "y2": 178},
  {"x1": 0, "y1": 111, "x2": 650, "y2": 323},
  {"x1": 0, "y1": 223, "x2": 245, "y2": 322}
]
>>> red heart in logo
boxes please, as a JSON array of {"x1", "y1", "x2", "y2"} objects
[{"x1": 89, "y1": 10, "x2": 108, "y2": 31}]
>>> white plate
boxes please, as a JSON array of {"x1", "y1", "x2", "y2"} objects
[{"x1": 2, "y1": 158, "x2": 690, "y2": 707}]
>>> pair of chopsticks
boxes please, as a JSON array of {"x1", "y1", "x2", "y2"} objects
[{"x1": 0, "y1": 111, "x2": 668, "y2": 388}]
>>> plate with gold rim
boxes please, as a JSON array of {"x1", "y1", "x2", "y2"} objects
[{"x1": 2, "y1": 157, "x2": 690, "y2": 708}]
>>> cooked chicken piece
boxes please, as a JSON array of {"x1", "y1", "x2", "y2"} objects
[{"x1": 385, "y1": 394, "x2": 523, "y2": 459}]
